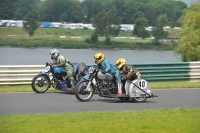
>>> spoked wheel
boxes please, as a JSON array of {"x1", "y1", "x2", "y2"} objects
[
  {"x1": 74, "y1": 80, "x2": 94, "y2": 102},
  {"x1": 132, "y1": 97, "x2": 147, "y2": 102},
  {"x1": 32, "y1": 74, "x2": 50, "y2": 93}
]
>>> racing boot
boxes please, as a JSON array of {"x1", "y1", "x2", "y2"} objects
[
  {"x1": 70, "y1": 77, "x2": 75, "y2": 90},
  {"x1": 117, "y1": 83, "x2": 124, "y2": 97},
  {"x1": 125, "y1": 85, "x2": 129, "y2": 95}
]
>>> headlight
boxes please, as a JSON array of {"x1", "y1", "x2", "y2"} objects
[
  {"x1": 45, "y1": 66, "x2": 50, "y2": 72},
  {"x1": 88, "y1": 67, "x2": 95, "y2": 73}
]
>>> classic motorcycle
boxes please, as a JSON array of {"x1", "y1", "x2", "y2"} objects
[
  {"x1": 31, "y1": 62, "x2": 88, "y2": 93},
  {"x1": 74, "y1": 66, "x2": 158, "y2": 102}
]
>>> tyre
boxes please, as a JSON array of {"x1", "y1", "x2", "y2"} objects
[
  {"x1": 132, "y1": 97, "x2": 147, "y2": 102},
  {"x1": 74, "y1": 79, "x2": 94, "y2": 102},
  {"x1": 32, "y1": 74, "x2": 50, "y2": 93}
]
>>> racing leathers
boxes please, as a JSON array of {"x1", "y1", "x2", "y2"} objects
[
  {"x1": 97, "y1": 59, "x2": 122, "y2": 95},
  {"x1": 52, "y1": 55, "x2": 75, "y2": 88},
  {"x1": 120, "y1": 64, "x2": 140, "y2": 94}
]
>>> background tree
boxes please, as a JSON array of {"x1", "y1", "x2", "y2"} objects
[
  {"x1": 127, "y1": 0, "x2": 145, "y2": 23},
  {"x1": 82, "y1": 0, "x2": 106, "y2": 23},
  {"x1": 92, "y1": 7, "x2": 121, "y2": 44},
  {"x1": 14, "y1": 0, "x2": 40, "y2": 20},
  {"x1": 133, "y1": 17, "x2": 150, "y2": 39},
  {"x1": 0, "y1": 0, "x2": 187, "y2": 27},
  {"x1": 0, "y1": 0, "x2": 18, "y2": 19},
  {"x1": 152, "y1": 14, "x2": 168, "y2": 44},
  {"x1": 23, "y1": 10, "x2": 38, "y2": 37},
  {"x1": 39, "y1": 0, "x2": 82, "y2": 22},
  {"x1": 175, "y1": 2, "x2": 200, "y2": 61}
]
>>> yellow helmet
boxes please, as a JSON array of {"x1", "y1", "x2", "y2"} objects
[
  {"x1": 116, "y1": 58, "x2": 126, "y2": 69},
  {"x1": 94, "y1": 53, "x2": 105, "y2": 64}
]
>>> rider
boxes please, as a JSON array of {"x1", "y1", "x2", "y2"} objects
[
  {"x1": 94, "y1": 52, "x2": 124, "y2": 96},
  {"x1": 115, "y1": 58, "x2": 141, "y2": 94},
  {"x1": 50, "y1": 49, "x2": 75, "y2": 88}
]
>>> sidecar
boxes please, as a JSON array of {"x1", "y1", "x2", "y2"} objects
[{"x1": 113, "y1": 78, "x2": 158, "y2": 102}]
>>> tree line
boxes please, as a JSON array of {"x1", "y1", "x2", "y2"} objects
[
  {"x1": 0, "y1": 0, "x2": 187, "y2": 27},
  {"x1": 1, "y1": 0, "x2": 200, "y2": 62},
  {"x1": 0, "y1": 0, "x2": 187, "y2": 42}
]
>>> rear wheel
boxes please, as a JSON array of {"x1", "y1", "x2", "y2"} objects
[
  {"x1": 74, "y1": 80, "x2": 94, "y2": 102},
  {"x1": 32, "y1": 74, "x2": 50, "y2": 93},
  {"x1": 132, "y1": 97, "x2": 147, "y2": 102}
]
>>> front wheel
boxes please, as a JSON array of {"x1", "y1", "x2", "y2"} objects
[
  {"x1": 132, "y1": 97, "x2": 147, "y2": 102},
  {"x1": 74, "y1": 80, "x2": 94, "y2": 102},
  {"x1": 32, "y1": 74, "x2": 51, "y2": 93}
]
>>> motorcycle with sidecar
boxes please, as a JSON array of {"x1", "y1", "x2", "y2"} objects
[{"x1": 74, "y1": 66, "x2": 158, "y2": 102}]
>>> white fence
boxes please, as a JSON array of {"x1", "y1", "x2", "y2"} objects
[
  {"x1": 0, "y1": 65, "x2": 45, "y2": 85},
  {"x1": 1, "y1": 62, "x2": 200, "y2": 85}
]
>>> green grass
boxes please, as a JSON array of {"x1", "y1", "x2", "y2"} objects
[
  {"x1": 0, "y1": 28, "x2": 178, "y2": 50},
  {"x1": 0, "y1": 27, "x2": 180, "y2": 38},
  {"x1": 0, "y1": 85, "x2": 56, "y2": 93},
  {"x1": 150, "y1": 80, "x2": 200, "y2": 89},
  {"x1": 0, "y1": 108, "x2": 199, "y2": 133},
  {"x1": 0, "y1": 28, "x2": 176, "y2": 43},
  {"x1": 0, "y1": 81, "x2": 199, "y2": 93},
  {"x1": 0, "y1": 28, "x2": 133, "y2": 37}
]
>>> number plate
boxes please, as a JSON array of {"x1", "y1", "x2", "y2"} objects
[
  {"x1": 138, "y1": 79, "x2": 147, "y2": 89},
  {"x1": 45, "y1": 66, "x2": 50, "y2": 72}
]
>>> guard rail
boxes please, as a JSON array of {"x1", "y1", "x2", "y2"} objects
[{"x1": 0, "y1": 62, "x2": 200, "y2": 85}]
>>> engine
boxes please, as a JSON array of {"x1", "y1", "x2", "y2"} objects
[
  {"x1": 55, "y1": 73, "x2": 67, "y2": 81},
  {"x1": 97, "y1": 79, "x2": 117, "y2": 94}
]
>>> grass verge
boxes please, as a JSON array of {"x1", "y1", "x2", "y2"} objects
[
  {"x1": 0, "y1": 28, "x2": 177, "y2": 50},
  {"x1": 0, "y1": 81, "x2": 199, "y2": 93},
  {"x1": 0, "y1": 108, "x2": 199, "y2": 133}
]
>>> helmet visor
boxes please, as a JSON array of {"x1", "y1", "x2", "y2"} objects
[
  {"x1": 116, "y1": 62, "x2": 123, "y2": 70},
  {"x1": 116, "y1": 62, "x2": 120, "y2": 67},
  {"x1": 51, "y1": 53, "x2": 56, "y2": 59}
]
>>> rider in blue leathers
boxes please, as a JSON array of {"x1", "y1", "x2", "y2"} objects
[{"x1": 94, "y1": 52, "x2": 123, "y2": 96}]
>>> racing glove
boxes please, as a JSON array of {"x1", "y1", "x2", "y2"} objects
[
  {"x1": 52, "y1": 64, "x2": 57, "y2": 68},
  {"x1": 121, "y1": 75, "x2": 126, "y2": 80}
]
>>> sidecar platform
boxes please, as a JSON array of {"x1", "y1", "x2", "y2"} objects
[
  {"x1": 103, "y1": 94, "x2": 129, "y2": 98},
  {"x1": 103, "y1": 93, "x2": 158, "y2": 98}
]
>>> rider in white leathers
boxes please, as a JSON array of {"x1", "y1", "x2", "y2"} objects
[{"x1": 116, "y1": 58, "x2": 141, "y2": 95}]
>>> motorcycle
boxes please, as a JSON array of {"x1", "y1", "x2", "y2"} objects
[
  {"x1": 74, "y1": 66, "x2": 158, "y2": 102},
  {"x1": 31, "y1": 62, "x2": 88, "y2": 93}
]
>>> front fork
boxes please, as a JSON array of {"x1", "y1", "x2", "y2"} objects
[
  {"x1": 86, "y1": 80, "x2": 92, "y2": 91},
  {"x1": 41, "y1": 72, "x2": 51, "y2": 89},
  {"x1": 86, "y1": 77, "x2": 97, "y2": 91}
]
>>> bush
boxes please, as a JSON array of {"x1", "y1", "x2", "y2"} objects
[
  {"x1": 91, "y1": 32, "x2": 98, "y2": 43},
  {"x1": 84, "y1": 38, "x2": 92, "y2": 44}
]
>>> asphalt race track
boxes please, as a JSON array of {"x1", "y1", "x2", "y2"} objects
[{"x1": 0, "y1": 89, "x2": 199, "y2": 116}]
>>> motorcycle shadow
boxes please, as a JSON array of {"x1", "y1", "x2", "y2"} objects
[
  {"x1": 47, "y1": 90, "x2": 75, "y2": 95},
  {"x1": 55, "y1": 92, "x2": 74, "y2": 95},
  {"x1": 93, "y1": 96, "x2": 157, "y2": 103}
]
